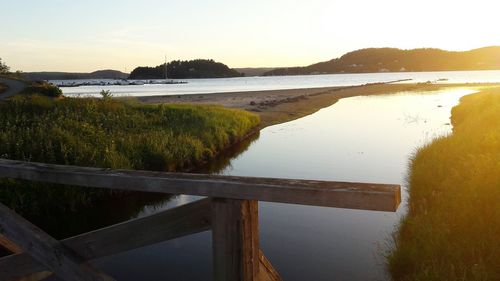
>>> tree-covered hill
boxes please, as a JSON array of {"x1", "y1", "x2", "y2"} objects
[
  {"x1": 23, "y1": 70, "x2": 129, "y2": 80},
  {"x1": 264, "y1": 46, "x2": 500, "y2": 76},
  {"x1": 129, "y1": 59, "x2": 243, "y2": 79}
]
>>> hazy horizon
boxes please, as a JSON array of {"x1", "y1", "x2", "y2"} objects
[{"x1": 1, "y1": 0, "x2": 499, "y2": 72}]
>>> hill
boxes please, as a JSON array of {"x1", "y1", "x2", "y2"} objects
[
  {"x1": 23, "y1": 70, "x2": 129, "y2": 80},
  {"x1": 234, "y1": 67, "x2": 276, "y2": 77},
  {"x1": 264, "y1": 46, "x2": 500, "y2": 76},
  {"x1": 129, "y1": 59, "x2": 243, "y2": 79}
]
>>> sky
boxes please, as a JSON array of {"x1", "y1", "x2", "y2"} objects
[{"x1": 1, "y1": 0, "x2": 499, "y2": 72}]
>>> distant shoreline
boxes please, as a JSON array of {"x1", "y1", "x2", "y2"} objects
[{"x1": 136, "y1": 82, "x2": 500, "y2": 129}]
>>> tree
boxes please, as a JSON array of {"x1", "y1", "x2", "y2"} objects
[
  {"x1": 0, "y1": 58, "x2": 10, "y2": 74},
  {"x1": 128, "y1": 59, "x2": 243, "y2": 79}
]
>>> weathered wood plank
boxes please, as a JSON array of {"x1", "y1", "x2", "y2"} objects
[
  {"x1": 0, "y1": 234, "x2": 22, "y2": 254},
  {"x1": 212, "y1": 199, "x2": 260, "y2": 281},
  {"x1": 12, "y1": 272, "x2": 53, "y2": 281},
  {"x1": 0, "y1": 198, "x2": 211, "y2": 281},
  {"x1": 0, "y1": 235, "x2": 52, "y2": 281},
  {"x1": 0, "y1": 159, "x2": 401, "y2": 211},
  {"x1": 0, "y1": 203, "x2": 114, "y2": 281}
]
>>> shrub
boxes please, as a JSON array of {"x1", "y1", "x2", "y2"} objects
[
  {"x1": 0, "y1": 58, "x2": 9, "y2": 74},
  {"x1": 22, "y1": 82, "x2": 63, "y2": 97},
  {"x1": 100, "y1": 89, "x2": 112, "y2": 99}
]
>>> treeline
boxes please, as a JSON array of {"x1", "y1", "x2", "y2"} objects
[
  {"x1": 264, "y1": 46, "x2": 500, "y2": 76},
  {"x1": 128, "y1": 59, "x2": 243, "y2": 79}
]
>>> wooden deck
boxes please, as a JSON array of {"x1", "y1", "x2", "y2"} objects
[{"x1": 0, "y1": 159, "x2": 401, "y2": 280}]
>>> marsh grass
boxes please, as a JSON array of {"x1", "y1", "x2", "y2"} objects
[
  {"x1": 0, "y1": 95, "x2": 259, "y2": 215},
  {"x1": 388, "y1": 91, "x2": 500, "y2": 280}
]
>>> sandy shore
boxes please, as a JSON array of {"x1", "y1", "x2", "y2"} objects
[{"x1": 136, "y1": 83, "x2": 499, "y2": 129}]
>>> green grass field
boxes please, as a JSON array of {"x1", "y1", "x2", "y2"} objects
[
  {"x1": 388, "y1": 90, "x2": 500, "y2": 280},
  {"x1": 0, "y1": 95, "x2": 259, "y2": 215}
]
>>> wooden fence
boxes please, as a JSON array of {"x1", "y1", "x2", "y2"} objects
[{"x1": 0, "y1": 159, "x2": 401, "y2": 281}]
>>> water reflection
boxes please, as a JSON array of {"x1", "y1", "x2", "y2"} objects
[
  {"x1": 215, "y1": 88, "x2": 477, "y2": 281},
  {"x1": 27, "y1": 192, "x2": 172, "y2": 239},
  {"x1": 195, "y1": 131, "x2": 261, "y2": 174}
]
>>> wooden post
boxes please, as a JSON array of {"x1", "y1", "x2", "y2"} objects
[
  {"x1": 212, "y1": 198, "x2": 259, "y2": 281},
  {"x1": 0, "y1": 234, "x2": 53, "y2": 281}
]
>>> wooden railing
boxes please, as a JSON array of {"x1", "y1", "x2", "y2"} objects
[{"x1": 0, "y1": 159, "x2": 401, "y2": 281}]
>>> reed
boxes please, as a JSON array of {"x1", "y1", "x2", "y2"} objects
[
  {"x1": 0, "y1": 95, "x2": 259, "y2": 215},
  {"x1": 388, "y1": 90, "x2": 500, "y2": 280}
]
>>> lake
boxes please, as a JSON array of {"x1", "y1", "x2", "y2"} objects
[
  {"x1": 57, "y1": 70, "x2": 500, "y2": 97},
  {"x1": 43, "y1": 86, "x2": 479, "y2": 280}
]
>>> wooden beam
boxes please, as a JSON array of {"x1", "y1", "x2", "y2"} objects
[
  {"x1": 12, "y1": 272, "x2": 53, "y2": 281},
  {"x1": 0, "y1": 199, "x2": 211, "y2": 281},
  {"x1": 0, "y1": 234, "x2": 22, "y2": 254},
  {"x1": 258, "y1": 250, "x2": 282, "y2": 281},
  {"x1": 0, "y1": 234, "x2": 53, "y2": 281},
  {"x1": 0, "y1": 159, "x2": 401, "y2": 211},
  {"x1": 0, "y1": 203, "x2": 115, "y2": 281},
  {"x1": 212, "y1": 199, "x2": 260, "y2": 281}
]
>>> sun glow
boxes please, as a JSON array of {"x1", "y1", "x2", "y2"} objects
[{"x1": 0, "y1": 0, "x2": 499, "y2": 71}]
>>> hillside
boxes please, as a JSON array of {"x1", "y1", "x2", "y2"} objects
[
  {"x1": 234, "y1": 67, "x2": 276, "y2": 77},
  {"x1": 129, "y1": 59, "x2": 243, "y2": 79},
  {"x1": 264, "y1": 46, "x2": 500, "y2": 76},
  {"x1": 23, "y1": 70, "x2": 129, "y2": 80}
]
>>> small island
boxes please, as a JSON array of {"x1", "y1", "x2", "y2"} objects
[{"x1": 129, "y1": 59, "x2": 243, "y2": 79}]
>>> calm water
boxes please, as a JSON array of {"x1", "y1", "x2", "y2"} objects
[
  {"x1": 41, "y1": 87, "x2": 478, "y2": 281},
  {"x1": 57, "y1": 70, "x2": 500, "y2": 97}
]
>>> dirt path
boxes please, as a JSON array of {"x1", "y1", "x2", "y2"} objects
[{"x1": 0, "y1": 77, "x2": 27, "y2": 99}]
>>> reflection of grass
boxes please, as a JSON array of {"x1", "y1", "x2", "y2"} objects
[
  {"x1": 0, "y1": 95, "x2": 259, "y2": 215},
  {"x1": 388, "y1": 90, "x2": 500, "y2": 280}
]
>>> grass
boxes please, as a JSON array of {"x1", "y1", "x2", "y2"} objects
[
  {"x1": 388, "y1": 90, "x2": 500, "y2": 280},
  {"x1": 0, "y1": 95, "x2": 259, "y2": 215}
]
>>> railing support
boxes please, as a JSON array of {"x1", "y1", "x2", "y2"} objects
[
  {"x1": 0, "y1": 159, "x2": 400, "y2": 280},
  {"x1": 212, "y1": 198, "x2": 260, "y2": 281},
  {"x1": 0, "y1": 199, "x2": 211, "y2": 281},
  {"x1": 0, "y1": 203, "x2": 114, "y2": 281}
]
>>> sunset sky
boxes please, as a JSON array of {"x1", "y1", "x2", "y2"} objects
[{"x1": 1, "y1": 0, "x2": 498, "y2": 72}]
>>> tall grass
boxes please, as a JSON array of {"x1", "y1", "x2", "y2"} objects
[
  {"x1": 0, "y1": 83, "x2": 6, "y2": 94},
  {"x1": 388, "y1": 91, "x2": 500, "y2": 280},
  {"x1": 0, "y1": 95, "x2": 259, "y2": 215}
]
